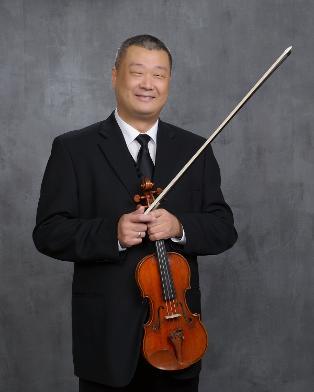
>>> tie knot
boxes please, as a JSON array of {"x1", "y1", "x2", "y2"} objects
[{"x1": 136, "y1": 134, "x2": 151, "y2": 149}]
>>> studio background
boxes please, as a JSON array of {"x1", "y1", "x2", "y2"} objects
[{"x1": 1, "y1": 1, "x2": 313, "y2": 391}]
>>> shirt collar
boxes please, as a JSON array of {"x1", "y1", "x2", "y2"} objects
[{"x1": 114, "y1": 108, "x2": 158, "y2": 147}]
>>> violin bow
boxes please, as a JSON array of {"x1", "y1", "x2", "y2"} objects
[{"x1": 145, "y1": 46, "x2": 293, "y2": 214}]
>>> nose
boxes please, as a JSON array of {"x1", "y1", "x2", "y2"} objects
[{"x1": 139, "y1": 73, "x2": 153, "y2": 90}]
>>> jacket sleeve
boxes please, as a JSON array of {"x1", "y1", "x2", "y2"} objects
[
  {"x1": 171, "y1": 145, "x2": 237, "y2": 256},
  {"x1": 32, "y1": 136, "x2": 124, "y2": 263}
]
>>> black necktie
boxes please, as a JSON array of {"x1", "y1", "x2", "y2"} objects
[{"x1": 136, "y1": 134, "x2": 154, "y2": 180}]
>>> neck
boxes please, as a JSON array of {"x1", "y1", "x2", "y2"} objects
[{"x1": 116, "y1": 109, "x2": 158, "y2": 133}]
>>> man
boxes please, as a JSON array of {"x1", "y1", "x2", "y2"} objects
[{"x1": 33, "y1": 35, "x2": 237, "y2": 392}]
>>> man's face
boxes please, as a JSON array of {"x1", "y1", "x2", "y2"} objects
[{"x1": 112, "y1": 45, "x2": 171, "y2": 123}]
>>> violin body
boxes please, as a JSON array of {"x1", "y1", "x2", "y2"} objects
[{"x1": 136, "y1": 250, "x2": 208, "y2": 371}]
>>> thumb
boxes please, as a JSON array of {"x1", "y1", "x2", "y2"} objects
[{"x1": 134, "y1": 205, "x2": 145, "y2": 214}]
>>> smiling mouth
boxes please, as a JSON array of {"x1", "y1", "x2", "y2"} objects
[{"x1": 135, "y1": 95, "x2": 155, "y2": 101}]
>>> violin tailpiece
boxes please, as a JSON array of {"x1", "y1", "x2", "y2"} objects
[{"x1": 168, "y1": 328, "x2": 184, "y2": 364}]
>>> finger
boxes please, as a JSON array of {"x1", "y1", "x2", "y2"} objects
[
  {"x1": 129, "y1": 228, "x2": 148, "y2": 239},
  {"x1": 131, "y1": 213, "x2": 154, "y2": 224},
  {"x1": 132, "y1": 224, "x2": 148, "y2": 232},
  {"x1": 149, "y1": 231, "x2": 168, "y2": 241},
  {"x1": 134, "y1": 205, "x2": 145, "y2": 214},
  {"x1": 146, "y1": 215, "x2": 158, "y2": 226},
  {"x1": 151, "y1": 209, "x2": 165, "y2": 219},
  {"x1": 147, "y1": 223, "x2": 163, "y2": 235},
  {"x1": 118, "y1": 234, "x2": 142, "y2": 246}
]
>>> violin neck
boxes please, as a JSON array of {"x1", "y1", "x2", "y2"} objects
[{"x1": 155, "y1": 240, "x2": 176, "y2": 301}]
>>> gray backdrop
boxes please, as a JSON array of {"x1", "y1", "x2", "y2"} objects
[{"x1": 1, "y1": 0, "x2": 313, "y2": 391}]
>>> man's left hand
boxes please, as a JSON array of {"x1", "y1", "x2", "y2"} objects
[{"x1": 147, "y1": 209, "x2": 183, "y2": 241}]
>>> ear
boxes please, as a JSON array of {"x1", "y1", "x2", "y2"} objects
[{"x1": 111, "y1": 67, "x2": 117, "y2": 89}]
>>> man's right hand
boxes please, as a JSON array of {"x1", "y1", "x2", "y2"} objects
[{"x1": 117, "y1": 206, "x2": 153, "y2": 248}]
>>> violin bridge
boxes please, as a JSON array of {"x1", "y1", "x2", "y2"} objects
[{"x1": 165, "y1": 313, "x2": 181, "y2": 320}]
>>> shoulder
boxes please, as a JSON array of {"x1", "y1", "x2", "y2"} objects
[
  {"x1": 160, "y1": 120, "x2": 205, "y2": 141},
  {"x1": 160, "y1": 120, "x2": 206, "y2": 148},
  {"x1": 55, "y1": 120, "x2": 104, "y2": 145},
  {"x1": 159, "y1": 120, "x2": 218, "y2": 170}
]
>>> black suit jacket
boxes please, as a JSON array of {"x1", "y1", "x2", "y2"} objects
[{"x1": 33, "y1": 112, "x2": 237, "y2": 387}]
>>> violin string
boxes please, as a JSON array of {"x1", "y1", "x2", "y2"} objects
[
  {"x1": 161, "y1": 242, "x2": 181, "y2": 333},
  {"x1": 157, "y1": 241, "x2": 174, "y2": 320},
  {"x1": 155, "y1": 241, "x2": 168, "y2": 313},
  {"x1": 162, "y1": 242, "x2": 182, "y2": 332},
  {"x1": 155, "y1": 240, "x2": 172, "y2": 317},
  {"x1": 160, "y1": 240, "x2": 179, "y2": 319},
  {"x1": 156, "y1": 241, "x2": 171, "y2": 316},
  {"x1": 146, "y1": 196, "x2": 176, "y2": 321},
  {"x1": 145, "y1": 197, "x2": 171, "y2": 318},
  {"x1": 158, "y1": 240, "x2": 179, "y2": 320},
  {"x1": 156, "y1": 240, "x2": 177, "y2": 318}
]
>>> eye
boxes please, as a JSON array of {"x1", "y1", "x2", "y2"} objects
[
  {"x1": 131, "y1": 71, "x2": 143, "y2": 76},
  {"x1": 154, "y1": 74, "x2": 165, "y2": 79}
]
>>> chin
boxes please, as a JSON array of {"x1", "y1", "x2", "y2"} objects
[
  {"x1": 141, "y1": 109, "x2": 160, "y2": 117},
  {"x1": 133, "y1": 107, "x2": 158, "y2": 117}
]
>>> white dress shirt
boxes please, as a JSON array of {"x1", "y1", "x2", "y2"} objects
[
  {"x1": 114, "y1": 108, "x2": 157, "y2": 164},
  {"x1": 114, "y1": 109, "x2": 186, "y2": 250}
]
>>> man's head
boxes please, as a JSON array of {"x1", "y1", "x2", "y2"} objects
[{"x1": 112, "y1": 35, "x2": 172, "y2": 129}]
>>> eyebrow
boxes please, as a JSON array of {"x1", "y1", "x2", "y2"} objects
[{"x1": 129, "y1": 63, "x2": 168, "y2": 71}]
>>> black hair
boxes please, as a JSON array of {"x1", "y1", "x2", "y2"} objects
[{"x1": 114, "y1": 34, "x2": 172, "y2": 72}]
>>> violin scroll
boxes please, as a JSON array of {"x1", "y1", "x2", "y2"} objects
[{"x1": 133, "y1": 178, "x2": 163, "y2": 208}]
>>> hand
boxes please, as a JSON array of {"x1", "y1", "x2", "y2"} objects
[
  {"x1": 147, "y1": 209, "x2": 183, "y2": 241},
  {"x1": 117, "y1": 206, "x2": 153, "y2": 248}
]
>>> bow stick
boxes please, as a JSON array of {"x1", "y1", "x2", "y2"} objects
[{"x1": 145, "y1": 46, "x2": 293, "y2": 214}]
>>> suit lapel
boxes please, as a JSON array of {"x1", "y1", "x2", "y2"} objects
[
  {"x1": 153, "y1": 121, "x2": 182, "y2": 190},
  {"x1": 97, "y1": 112, "x2": 140, "y2": 199},
  {"x1": 97, "y1": 114, "x2": 185, "y2": 202}
]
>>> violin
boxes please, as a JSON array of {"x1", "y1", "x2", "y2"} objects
[
  {"x1": 133, "y1": 47, "x2": 292, "y2": 370},
  {"x1": 134, "y1": 179, "x2": 208, "y2": 371}
]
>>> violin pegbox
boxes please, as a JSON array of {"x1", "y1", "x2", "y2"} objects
[{"x1": 133, "y1": 178, "x2": 163, "y2": 208}]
